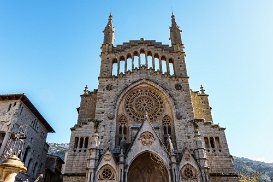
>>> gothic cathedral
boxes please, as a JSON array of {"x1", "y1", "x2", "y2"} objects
[{"x1": 63, "y1": 14, "x2": 238, "y2": 182}]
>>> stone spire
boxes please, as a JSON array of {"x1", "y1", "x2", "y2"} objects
[
  {"x1": 169, "y1": 12, "x2": 182, "y2": 45},
  {"x1": 103, "y1": 13, "x2": 115, "y2": 44}
]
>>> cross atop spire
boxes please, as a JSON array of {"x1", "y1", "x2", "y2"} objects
[
  {"x1": 200, "y1": 85, "x2": 206, "y2": 95},
  {"x1": 83, "y1": 85, "x2": 89, "y2": 95}
]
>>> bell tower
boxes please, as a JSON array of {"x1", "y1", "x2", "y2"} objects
[{"x1": 100, "y1": 14, "x2": 115, "y2": 78}]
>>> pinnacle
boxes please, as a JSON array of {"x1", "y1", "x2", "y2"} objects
[{"x1": 200, "y1": 84, "x2": 205, "y2": 94}]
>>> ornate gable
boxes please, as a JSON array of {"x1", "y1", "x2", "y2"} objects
[{"x1": 126, "y1": 115, "x2": 169, "y2": 167}]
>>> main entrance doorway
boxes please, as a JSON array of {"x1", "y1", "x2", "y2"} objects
[{"x1": 127, "y1": 152, "x2": 169, "y2": 182}]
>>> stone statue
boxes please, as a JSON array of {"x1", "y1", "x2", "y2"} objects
[{"x1": 167, "y1": 135, "x2": 174, "y2": 154}]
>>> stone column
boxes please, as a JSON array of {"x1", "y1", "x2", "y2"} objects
[
  {"x1": 138, "y1": 56, "x2": 140, "y2": 68},
  {"x1": 166, "y1": 59, "x2": 170, "y2": 75},
  {"x1": 193, "y1": 129, "x2": 209, "y2": 182},
  {"x1": 152, "y1": 56, "x2": 155, "y2": 70},
  {"x1": 145, "y1": 54, "x2": 148, "y2": 68},
  {"x1": 123, "y1": 161, "x2": 128, "y2": 182},
  {"x1": 125, "y1": 58, "x2": 127, "y2": 72},
  {"x1": 159, "y1": 58, "x2": 162, "y2": 73},
  {"x1": 170, "y1": 154, "x2": 178, "y2": 182},
  {"x1": 132, "y1": 57, "x2": 135, "y2": 70},
  {"x1": 119, "y1": 150, "x2": 124, "y2": 182},
  {"x1": 117, "y1": 60, "x2": 120, "y2": 75},
  {"x1": 86, "y1": 133, "x2": 100, "y2": 182}
]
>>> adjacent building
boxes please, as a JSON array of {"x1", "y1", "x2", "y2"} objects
[
  {"x1": 0, "y1": 94, "x2": 54, "y2": 181},
  {"x1": 63, "y1": 14, "x2": 238, "y2": 182},
  {"x1": 44, "y1": 154, "x2": 64, "y2": 182}
]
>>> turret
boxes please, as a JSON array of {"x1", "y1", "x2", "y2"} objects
[
  {"x1": 100, "y1": 14, "x2": 115, "y2": 78},
  {"x1": 169, "y1": 13, "x2": 182, "y2": 45},
  {"x1": 103, "y1": 13, "x2": 115, "y2": 45}
]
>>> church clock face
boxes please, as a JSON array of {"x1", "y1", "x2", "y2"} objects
[{"x1": 124, "y1": 88, "x2": 164, "y2": 122}]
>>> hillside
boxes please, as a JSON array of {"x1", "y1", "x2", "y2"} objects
[
  {"x1": 47, "y1": 143, "x2": 69, "y2": 160},
  {"x1": 48, "y1": 143, "x2": 273, "y2": 181},
  {"x1": 234, "y1": 156, "x2": 273, "y2": 181}
]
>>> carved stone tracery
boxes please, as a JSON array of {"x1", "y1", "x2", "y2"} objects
[
  {"x1": 98, "y1": 165, "x2": 116, "y2": 181},
  {"x1": 125, "y1": 88, "x2": 164, "y2": 122},
  {"x1": 181, "y1": 164, "x2": 197, "y2": 180}
]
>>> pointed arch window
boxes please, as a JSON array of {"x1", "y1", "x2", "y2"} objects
[
  {"x1": 140, "y1": 49, "x2": 146, "y2": 66},
  {"x1": 161, "y1": 56, "x2": 167, "y2": 74},
  {"x1": 127, "y1": 54, "x2": 132, "y2": 71},
  {"x1": 119, "y1": 56, "x2": 126, "y2": 74},
  {"x1": 133, "y1": 51, "x2": 139, "y2": 69},
  {"x1": 169, "y1": 58, "x2": 175, "y2": 76},
  {"x1": 162, "y1": 115, "x2": 172, "y2": 143},
  {"x1": 118, "y1": 115, "x2": 128, "y2": 144},
  {"x1": 112, "y1": 58, "x2": 118, "y2": 76}
]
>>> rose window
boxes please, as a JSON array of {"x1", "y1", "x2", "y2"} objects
[
  {"x1": 98, "y1": 166, "x2": 116, "y2": 180},
  {"x1": 181, "y1": 165, "x2": 196, "y2": 180},
  {"x1": 102, "y1": 168, "x2": 112, "y2": 179},
  {"x1": 135, "y1": 96, "x2": 153, "y2": 113},
  {"x1": 125, "y1": 88, "x2": 164, "y2": 122}
]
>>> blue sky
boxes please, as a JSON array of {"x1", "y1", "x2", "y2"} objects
[{"x1": 0, "y1": 0, "x2": 272, "y2": 162}]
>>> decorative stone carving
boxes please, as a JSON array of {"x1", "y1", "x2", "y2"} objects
[
  {"x1": 104, "y1": 151, "x2": 112, "y2": 161},
  {"x1": 0, "y1": 120, "x2": 11, "y2": 131},
  {"x1": 125, "y1": 88, "x2": 164, "y2": 122},
  {"x1": 98, "y1": 165, "x2": 116, "y2": 180},
  {"x1": 176, "y1": 112, "x2": 182, "y2": 120},
  {"x1": 181, "y1": 164, "x2": 197, "y2": 180},
  {"x1": 91, "y1": 119, "x2": 102, "y2": 132},
  {"x1": 107, "y1": 113, "x2": 114, "y2": 120},
  {"x1": 106, "y1": 84, "x2": 113, "y2": 91},
  {"x1": 184, "y1": 153, "x2": 190, "y2": 161},
  {"x1": 138, "y1": 131, "x2": 155, "y2": 146},
  {"x1": 175, "y1": 83, "x2": 182, "y2": 90}
]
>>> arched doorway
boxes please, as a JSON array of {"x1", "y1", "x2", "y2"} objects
[{"x1": 127, "y1": 152, "x2": 169, "y2": 182}]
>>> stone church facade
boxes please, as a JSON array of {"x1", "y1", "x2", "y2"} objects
[{"x1": 63, "y1": 14, "x2": 238, "y2": 182}]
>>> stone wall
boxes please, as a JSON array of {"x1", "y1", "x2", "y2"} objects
[
  {"x1": 191, "y1": 90, "x2": 212, "y2": 122},
  {"x1": 64, "y1": 123, "x2": 94, "y2": 174},
  {"x1": 0, "y1": 97, "x2": 51, "y2": 182},
  {"x1": 63, "y1": 175, "x2": 86, "y2": 182},
  {"x1": 14, "y1": 101, "x2": 49, "y2": 182},
  {"x1": 95, "y1": 69, "x2": 194, "y2": 151},
  {"x1": 198, "y1": 121, "x2": 234, "y2": 174},
  {"x1": 77, "y1": 91, "x2": 97, "y2": 124}
]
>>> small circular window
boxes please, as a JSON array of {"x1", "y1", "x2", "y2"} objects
[{"x1": 181, "y1": 164, "x2": 197, "y2": 180}]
